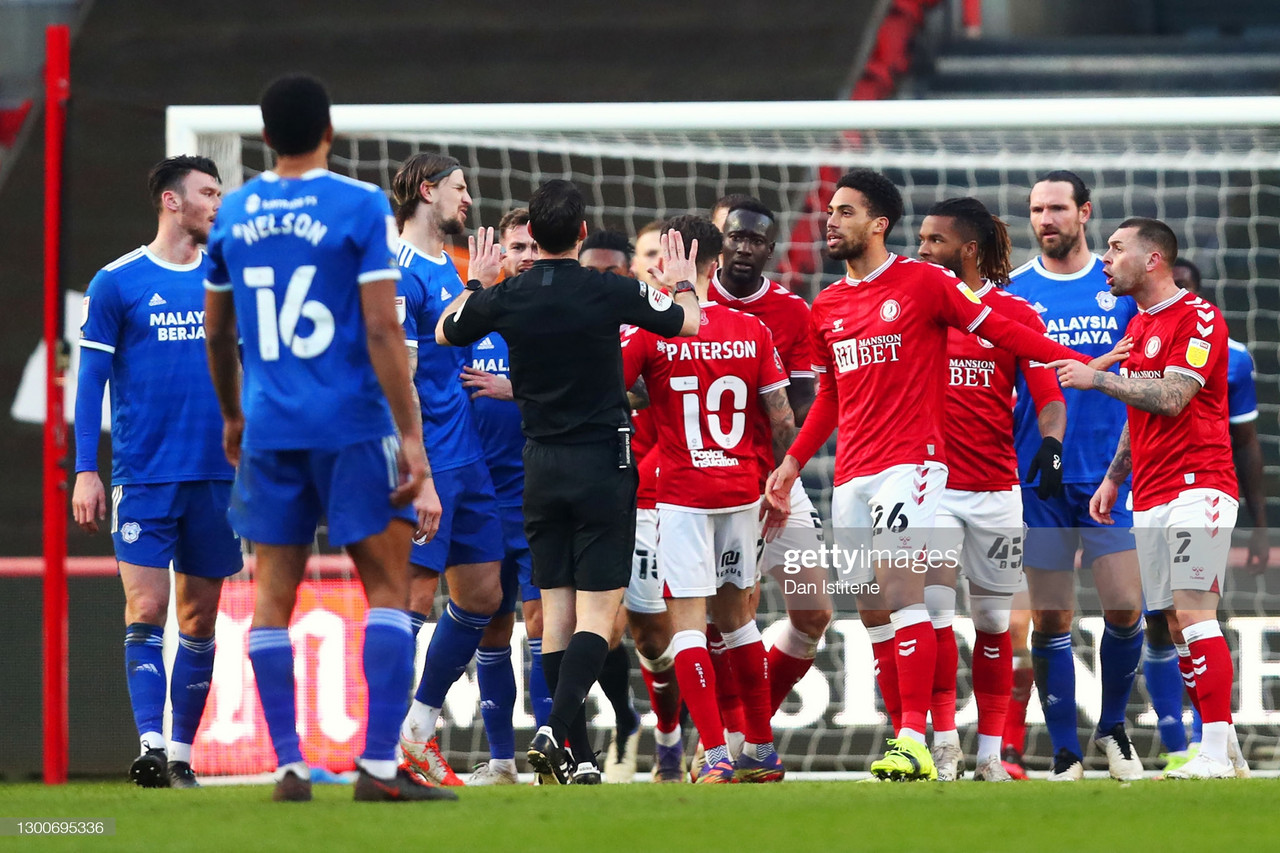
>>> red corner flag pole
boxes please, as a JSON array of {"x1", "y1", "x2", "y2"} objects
[{"x1": 43, "y1": 22, "x2": 71, "y2": 786}]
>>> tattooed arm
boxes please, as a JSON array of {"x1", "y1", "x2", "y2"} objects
[
  {"x1": 1051, "y1": 359, "x2": 1201, "y2": 417},
  {"x1": 1090, "y1": 370, "x2": 1201, "y2": 417},
  {"x1": 1089, "y1": 423, "x2": 1131, "y2": 525},
  {"x1": 761, "y1": 387, "x2": 798, "y2": 467},
  {"x1": 1105, "y1": 423, "x2": 1132, "y2": 485}
]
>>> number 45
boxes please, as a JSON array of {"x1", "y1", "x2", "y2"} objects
[{"x1": 245, "y1": 265, "x2": 335, "y2": 361}]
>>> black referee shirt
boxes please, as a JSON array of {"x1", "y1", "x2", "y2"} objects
[{"x1": 442, "y1": 259, "x2": 686, "y2": 443}]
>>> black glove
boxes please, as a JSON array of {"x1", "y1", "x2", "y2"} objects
[{"x1": 1028, "y1": 436, "x2": 1064, "y2": 499}]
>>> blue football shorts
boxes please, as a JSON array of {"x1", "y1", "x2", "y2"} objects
[
  {"x1": 1022, "y1": 481, "x2": 1136, "y2": 571},
  {"x1": 229, "y1": 435, "x2": 415, "y2": 547},
  {"x1": 111, "y1": 480, "x2": 242, "y2": 578},
  {"x1": 496, "y1": 504, "x2": 539, "y2": 614},
  {"x1": 410, "y1": 458, "x2": 504, "y2": 572}
]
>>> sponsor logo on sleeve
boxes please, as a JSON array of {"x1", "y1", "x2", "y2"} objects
[
  {"x1": 1186, "y1": 337, "x2": 1211, "y2": 369},
  {"x1": 80, "y1": 296, "x2": 90, "y2": 330},
  {"x1": 394, "y1": 296, "x2": 406, "y2": 324},
  {"x1": 956, "y1": 283, "x2": 981, "y2": 304},
  {"x1": 647, "y1": 284, "x2": 673, "y2": 312}
]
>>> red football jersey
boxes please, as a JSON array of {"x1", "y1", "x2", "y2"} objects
[
  {"x1": 710, "y1": 272, "x2": 815, "y2": 487},
  {"x1": 623, "y1": 303, "x2": 789, "y2": 511},
  {"x1": 944, "y1": 282, "x2": 1064, "y2": 491},
  {"x1": 623, "y1": 325, "x2": 660, "y2": 509},
  {"x1": 709, "y1": 273, "x2": 815, "y2": 380},
  {"x1": 1119, "y1": 289, "x2": 1237, "y2": 511}
]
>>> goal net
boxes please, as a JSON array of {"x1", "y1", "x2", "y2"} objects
[{"x1": 168, "y1": 98, "x2": 1280, "y2": 777}]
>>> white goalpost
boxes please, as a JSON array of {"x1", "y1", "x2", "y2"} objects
[{"x1": 167, "y1": 97, "x2": 1280, "y2": 778}]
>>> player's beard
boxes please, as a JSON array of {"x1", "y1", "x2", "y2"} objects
[
  {"x1": 1038, "y1": 225, "x2": 1081, "y2": 261},
  {"x1": 827, "y1": 232, "x2": 868, "y2": 262},
  {"x1": 440, "y1": 215, "x2": 466, "y2": 236}
]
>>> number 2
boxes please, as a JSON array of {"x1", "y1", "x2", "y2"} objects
[{"x1": 244, "y1": 265, "x2": 335, "y2": 361}]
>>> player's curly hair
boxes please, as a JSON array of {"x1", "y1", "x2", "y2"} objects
[
  {"x1": 662, "y1": 214, "x2": 723, "y2": 269},
  {"x1": 392, "y1": 153, "x2": 462, "y2": 230},
  {"x1": 581, "y1": 228, "x2": 634, "y2": 264},
  {"x1": 835, "y1": 169, "x2": 904, "y2": 238},
  {"x1": 928, "y1": 197, "x2": 1013, "y2": 285},
  {"x1": 260, "y1": 75, "x2": 331, "y2": 157}
]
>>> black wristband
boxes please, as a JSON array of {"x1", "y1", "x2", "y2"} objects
[
  {"x1": 674, "y1": 279, "x2": 695, "y2": 295},
  {"x1": 465, "y1": 279, "x2": 483, "y2": 292}
]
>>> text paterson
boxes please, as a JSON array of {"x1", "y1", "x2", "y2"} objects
[{"x1": 656, "y1": 340, "x2": 757, "y2": 361}]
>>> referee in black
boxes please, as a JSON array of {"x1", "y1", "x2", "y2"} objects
[{"x1": 435, "y1": 179, "x2": 700, "y2": 783}]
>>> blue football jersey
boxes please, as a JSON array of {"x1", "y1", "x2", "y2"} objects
[
  {"x1": 396, "y1": 242, "x2": 484, "y2": 471},
  {"x1": 1008, "y1": 255, "x2": 1138, "y2": 485},
  {"x1": 204, "y1": 169, "x2": 401, "y2": 450},
  {"x1": 78, "y1": 247, "x2": 232, "y2": 484},
  {"x1": 467, "y1": 332, "x2": 524, "y2": 507},
  {"x1": 1227, "y1": 338, "x2": 1259, "y2": 424}
]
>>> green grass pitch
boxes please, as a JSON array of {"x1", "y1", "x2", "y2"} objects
[{"x1": 1, "y1": 779, "x2": 1277, "y2": 852}]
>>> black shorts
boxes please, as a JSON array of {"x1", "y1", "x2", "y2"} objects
[{"x1": 522, "y1": 438, "x2": 637, "y2": 592}]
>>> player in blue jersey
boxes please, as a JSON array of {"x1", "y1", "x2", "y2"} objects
[
  {"x1": 451, "y1": 207, "x2": 545, "y2": 785},
  {"x1": 203, "y1": 75, "x2": 450, "y2": 804},
  {"x1": 390, "y1": 152, "x2": 507, "y2": 788},
  {"x1": 72, "y1": 155, "x2": 238, "y2": 790},
  {"x1": 1006, "y1": 171, "x2": 1145, "y2": 781},
  {"x1": 1137, "y1": 257, "x2": 1272, "y2": 771}
]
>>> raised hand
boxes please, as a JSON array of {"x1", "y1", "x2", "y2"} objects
[
  {"x1": 649, "y1": 228, "x2": 698, "y2": 293},
  {"x1": 468, "y1": 226, "x2": 502, "y2": 288}
]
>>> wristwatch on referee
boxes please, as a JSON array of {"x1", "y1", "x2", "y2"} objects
[
  {"x1": 674, "y1": 279, "x2": 695, "y2": 296},
  {"x1": 464, "y1": 279, "x2": 484, "y2": 292}
]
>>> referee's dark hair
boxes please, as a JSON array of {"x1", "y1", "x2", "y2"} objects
[
  {"x1": 1037, "y1": 169, "x2": 1091, "y2": 208},
  {"x1": 148, "y1": 155, "x2": 220, "y2": 213},
  {"x1": 260, "y1": 74, "x2": 331, "y2": 157},
  {"x1": 529, "y1": 179, "x2": 586, "y2": 254},
  {"x1": 581, "y1": 229, "x2": 634, "y2": 264},
  {"x1": 835, "y1": 169, "x2": 904, "y2": 239},
  {"x1": 663, "y1": 214, "x2": 723, "y2": 271},
  {"x1": 1119, "y1": 216, "x2": 1178, "y2": 267}
]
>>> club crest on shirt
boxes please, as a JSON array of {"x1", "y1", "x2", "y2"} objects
[
  {"x1": 1095, "y1": 291, "x2": 1117, "y2": 311},
  {"x1": 880, "y1": 299, "x2": 901, "y2": 322},
  {"x1": 1144, "y1": 336, "x2": 1161, "y2": 358},
  {"x1": 1186, "y1": 337, "x2": 1211, "y2": 368}
]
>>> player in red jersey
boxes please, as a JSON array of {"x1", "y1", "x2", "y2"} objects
[
  {"x1": 710, "y1": 199, "x2": 832, "y2": 724},
  {"x1": 766, "y1": 169, "x2": 1097, "y2": 780},
  {"x1": 624, "y1": 214, "x2": 796, "y2": 783},
  {"x1": 1052, "y1": 218, "x2": 1246, "y2": 779},
  {"x1": 917, "y1": 198, "x2": 1066, "y2": 781}
]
